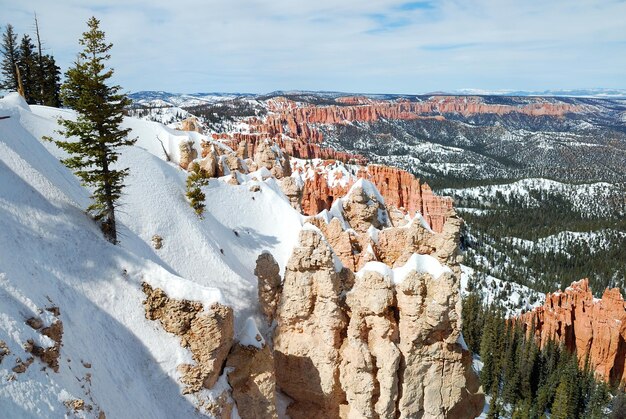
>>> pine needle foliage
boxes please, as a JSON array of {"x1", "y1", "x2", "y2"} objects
[
  {"x1": 46, "y1": 17, "x2": 135, "y2": 244},
  {"x1": 186, "y1": 162, "x2": 209, "y2": 217}
]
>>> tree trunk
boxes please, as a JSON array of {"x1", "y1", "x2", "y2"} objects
[{"x1": 100, "y1": 146, "x2": 117, "y2": 244}]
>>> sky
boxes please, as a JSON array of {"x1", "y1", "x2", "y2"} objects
[{"x1": 2, "y1": 0, "x2": 626, "y2": 94}]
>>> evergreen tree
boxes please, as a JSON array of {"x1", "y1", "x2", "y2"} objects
[
  {"x1": 610, "y1": 389, "x2": 626, "y2": 419},
  {"x1": 40, "y1": 54, "x2": 61, "y2": 106},
  {"x1": 0, "y1": 24, "x2": 20, "y2": 91},
  {"x1": 551, "y1": 378, "x2": 573, "y2": 419},
  {"x1": 47, "y1": 17, "x2": 134, "y2": 243},
  {"x1": 461, "y1": 291, "x2": 483, "y2": 353},
  {"x1": 584, "y1": 381, "x2": 610, "y2": 419},
  {"x1": 17, "y1": 34, "x2": 37, "y2": 103},
  {"x1": 186, "y1": 162, "x2": 208, "y2": 217}
]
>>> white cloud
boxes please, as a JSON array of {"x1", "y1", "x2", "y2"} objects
[{"x1": 3, "y1": 0, "x2": 626, "y2": 93}]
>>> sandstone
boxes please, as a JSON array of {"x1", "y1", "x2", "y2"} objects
[
  {"x1": 341, "y1": 185, "x2": 387, "y2": 233},
  {"x1": 517, "y1": 279, "x2": 626, "y2": 385},
  {"x1": 180, "y1": 117, "x2": 203, "y2": 133},
  {"x1": 142, "y1": 283, "x2": 234, "y2": 393},
  {"x1": 340, "y1": 271, "x2": 400, "y2": 419},
  {"x1": 274, "y1": 229, "x2": 347, "y2": 419},
  {"x1": 253, "y1": 141, "x2": 290, "y2": 179},
  {"x1": 236, "y1": 141, "x2": 249, "y2": 160},
  {"x1": 299, "y1": 163, "x2": 453, "y2": 233},
  {"x1": 254, "y1": 253, "x2": 282, "y2": 325},
  {"x1": 272, "y1": 212, "x2": 483, "y2": 418},
  {"x1": 226, "y1": 342, "x2": 277, "y2": 419},
  {"x1": 279, "y1": 177, "x2": 302, "y2": 212},
  {"x1": 199, "y1": 149, "x2": 219, "y2": 177},
  {"x1": 223, "y1": 153, "x2": 246, "y2": 176},
  {"x1": 179, "y1": 140, "x2": 198, "y2": 170}
]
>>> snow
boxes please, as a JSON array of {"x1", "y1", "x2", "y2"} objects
[
  {"x1": 457, "y1": 332, "x2": 469, "y2": 351},
  {"x1": 237, "y1": 317, "x2": 265, "y2": 349},
  {"x1": 392, "y1": 254, "x2": 452, "y2": 284},
  {"x1": 0, "y1": 97, "x2": 205, "y2": 417},
  {"x1": 349, "y1": 178, "x2": 385, "y2": 204},
  {"x1": 460, "y1": 265, "x2": 544, "y2": 317},
  {"x1": 357, "y1": 253, "x2": 451, "y2": 284},
  {"x1": 0, "y1": 94, "x2": 306, "y2": 417}
]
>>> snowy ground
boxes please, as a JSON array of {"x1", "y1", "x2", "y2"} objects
[
  {"x1": 0, "y1": 93, "x2": 303, "y2": 417},
  {"x1": 460, "y1": 265, "x2": 544, "y2": 317}
]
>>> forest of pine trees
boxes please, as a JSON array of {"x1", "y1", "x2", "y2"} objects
[
  {"x1": 462, "y1": 293, "x2": 626, "y2": 418},
  {"x1": 0, "y1": 17, "x2": 61, "y2": 106}
]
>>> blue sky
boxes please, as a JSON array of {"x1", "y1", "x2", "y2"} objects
[{"x1": 2, "y1": 0, "x2": 625, "y2": 94}]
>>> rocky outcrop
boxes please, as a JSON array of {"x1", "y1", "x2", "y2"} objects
[
  {"x1": 180, "y1": 116, "x2": 203, "y2": 133},
  {"x1": 212, "y1": 133, "x2": 366, "y2": 165},
  {"x1": 226, "y1": 341, "x2": 277, "y2": 419},
  {"x1": 142, "y1": 283, "x2": 234, "y2": 393},
  {"x1": 279, "y1": 177, "x2": 303, "y2": 212},
  {"x1": 249, "y1": 96, "x2": 584, "y2": 148},
  {"x1": 24, "y1": 307, "x2": 63, "y2": 373},
  {"x1": 299, "y1": 164, "x2": 453, "y2": 233},
  {"x1": 341, "y1": 184, "x2": 387, "y2": 233},
  {"x1": 396, "y1": 270, "x2": 483, "y2": 418},
  {"x1": 272, "y1": 210, "x2": 483, "y2": 418},
  {"x1": 339, "y1": 270, "x2": 400, "y2": 418},
  {"x1": 179, "y1": 140, "x2": 198, "y2": 170},
  {"x1": 517, "y1": 279, "x2": 626, "y2": 385},
  {"x1": 254, "y1": 253, "x2": 282, "y2": 325},
  {"x1": 253, "y1": 141, "x2": 291, "y2": 179},
  {"x1": 273, "y1": 229, "x2": 347, "y2": 418}
]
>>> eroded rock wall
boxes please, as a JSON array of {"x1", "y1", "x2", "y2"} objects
[
  {"x1": 273, "y1": 213, "x2": 484, "y2": 418},
  {"x1": 517, "y1": 279, "x2": 626, "y2": 385}
]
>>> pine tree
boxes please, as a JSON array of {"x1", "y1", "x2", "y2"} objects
[
  {"x1": 47, "y1": 17, "x2": 134, "y2": 243},
  {"x1": 186, "y1": 163, "x2": 208, "y2": 217},
  {"x1": 0, "y1": 24, "x2": 20, "y2": 91},
  {"x1": 40, "y1": 54, "x2": 61, "y2": 106},
  {"x1": 18, "y1": 34, "x2": 38, "y2": 103}
]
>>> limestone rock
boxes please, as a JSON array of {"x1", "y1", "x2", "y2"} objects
[
  {"x1": 179, "y1": 140, "x2": 198, "y2": 170},
  {"x1": 199, "y1": 148, "x2": 219, "y2": 177},
  {"x1": 517, "y1": 279, "x2": 626, "y2": 385},
  {"x1": 254, "y1": 141, "x2": 290, "y2": 179},
  {"x1": 341, "y1": 185, "x2": 387, "y2": 233},
  {"x1": 396, "y1": 271, "x2": 483, "y2": 418},
  {"x1": 254, "y1": 253, "x2": 282, "y2": 325},
  {"x1": 279, "y1": 176, "x2": 303, "y2": 212},
  {"x1": 236, "y1": 141, "x2": 249, "y2": 160},
  {"x1": 222, "y1": 153, "x2": 247, "y2": 176},
  {"x1": 142, "y1": 283, "x2": 234, "y2": 393},
  {"x1": 274, "y1": 229, "x2": 347, "y2": 419},
  {"x1": 180, "y1": 117, "x2": 203, "y2": 133},
  {"x1": 340, "y1": 271, "x2": 400, "y2": 419},
  {"x1": 226, "y1": 342, "x2": 277, "y2": 419},
  {"x1": 299, "y1": 164, "x2": 454, "y2": 233}
]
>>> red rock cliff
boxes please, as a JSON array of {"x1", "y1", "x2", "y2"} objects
[
  {"x1": 297, "y1": 163, "x2": 453, "y2": 233},
  {"x1": 517, "y1": 279, "x2": 626, "y2": 385}
]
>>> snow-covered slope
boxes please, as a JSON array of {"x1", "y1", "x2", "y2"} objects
[{"x1": 0, "y1": 93, "x2": 302, "y2": 417}]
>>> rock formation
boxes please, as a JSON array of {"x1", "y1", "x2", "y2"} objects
[
  {"x1": 273, "y1": 229, "x2": 347, "y2": 418},
  {"x1": 517, "y1": 279, "x2": 626, "y2": 385},
  {"x1": 254, "y1": 253, "x2": 282, "y2": 325},
  {"x1": 226, "y1": 341, "x2": 277, "y2": 419},
  {"x1": 180, "y1": 116, "x2": 203, "y2": 133},
  {"x1": 298, "y1": 163, "x2": 453, "y2": 233},
  {"x1": 272, "y1": 200, "x2": 483, "y2": 418},
  {"x1": 179, "y1": 140, "x2": 198, "y2": 170},
  {"x1": 142, "y1": 283, "x2": 234, "y2": 393}
]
